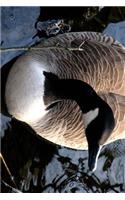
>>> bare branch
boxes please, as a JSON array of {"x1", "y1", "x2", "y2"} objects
[
  {"x1": 0, "y1": 45, "x2": 84, "y2": 53},
  {"x1": 0, "y1": 153, "x2": 17, "y2": 188}
]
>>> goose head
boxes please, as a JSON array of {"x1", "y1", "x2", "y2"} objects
[{"x1": 43, "y1": 71, "x2": 115, "y2": 171}]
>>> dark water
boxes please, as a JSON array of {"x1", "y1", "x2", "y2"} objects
[{"x1": 1, "y1": 7, "x2": 125, "y2": 193}]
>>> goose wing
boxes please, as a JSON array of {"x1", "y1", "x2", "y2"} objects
[
  {"x1": 29, "y1": 32, "x2": 125, "y2": 96},
  {"x1": 69, "y1": 36, "x2": 125, "y2": 96}
]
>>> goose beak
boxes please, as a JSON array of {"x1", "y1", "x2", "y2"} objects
[{"x1": 88, "y1": 144, "x2": 102, "y2": 172}]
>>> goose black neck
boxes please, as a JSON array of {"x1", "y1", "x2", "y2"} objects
[
  {"x1": 44, "y1": 71, "x2": 115, "y2": 140},
  {"x1": 45, "y1": 76, "x2": 100, "y2": 113}
]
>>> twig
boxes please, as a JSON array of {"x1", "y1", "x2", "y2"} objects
[
  {"x1": 0, "y1": 153, "x2": 17, "y2": 188},
  {"x1": 2, "y1": 180, "x2": 22, "y2": 193},
  {"x1": 0, "y1": 45, "x2": 84, "y2": 53},
  {"x1": 0, "y1": 46, "x2": 44, "y2": 52}
]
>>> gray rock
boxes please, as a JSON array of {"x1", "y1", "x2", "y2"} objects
[
  {"x1": 0, "y1": 114, "x2": 11, "y2": 138},
  {"x1": 1, "y1": 7, "x2": 40, "y2": 66},
  {"x1": 103, "y1": 21, "x2": 125, "y2": 47}
]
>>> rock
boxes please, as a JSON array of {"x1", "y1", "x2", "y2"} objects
[
  {"x1": 1, "y1": 7, "x2": 40, "y2": 66},
  {"x1": 108, "y1": 155, "x2": 125, "y2": 192},
  {"x1": 0, "y1": 114, "x2": 11, "y2": 138},
  {"x1": 103, "y1": 139, "x2": 125, "y2": 158},
  {"x1": 36, "y1": 19, "x2": 71, "y2": 36},
  {"x1": 103, "y1": 21, "x2": 125, "y2": 47}
]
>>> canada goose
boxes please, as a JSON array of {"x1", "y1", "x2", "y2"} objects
[
  {"x1": 43, "y1": 71, "x2": 115, "y2": 171},
  {"x1": 5, "y1": 32, "x2": 125, "y2": 170}
]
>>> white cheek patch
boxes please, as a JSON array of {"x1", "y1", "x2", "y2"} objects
[{"x1": 83, "y1": 108, "x2": 99, "y2": 128}]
